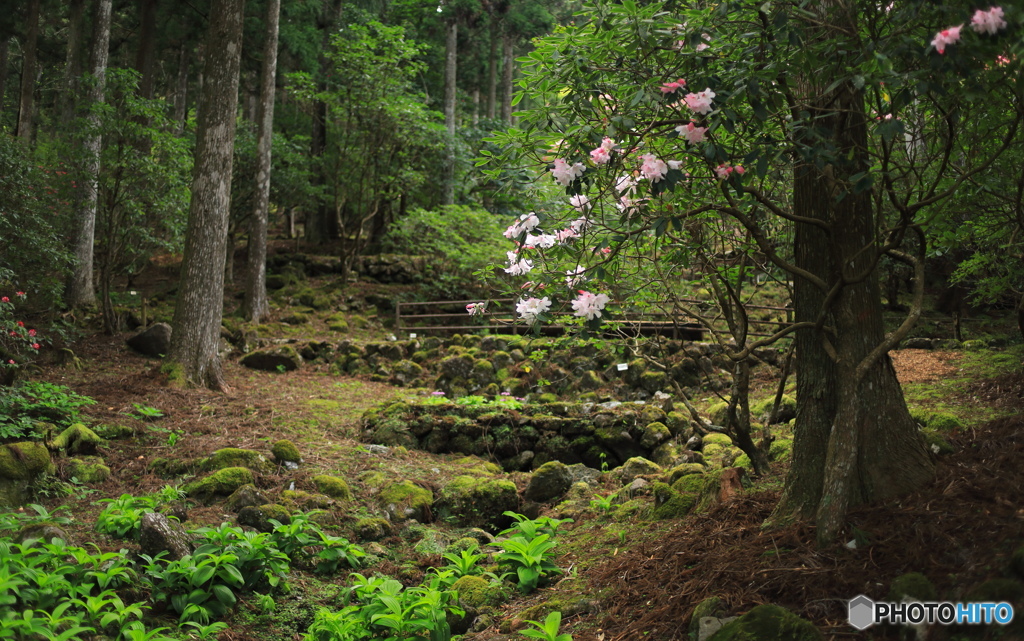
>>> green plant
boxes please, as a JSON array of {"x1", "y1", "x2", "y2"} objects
[
  {"x1": 95, "y1": 493, "x2": 160, "y2": 539},
  {"x1": 0, "y1": 381, "x2": 96, "y2": 438},
  {"x1": 253, "y1": 592, "x2": 277, "y2": 613},
  {"x1": 499, "y1": 512, "x2": 573, "y2": 540},
  {"x1": 166, "y1": 431, "x2": 181, "y2": 447},
  {"x1": 493, "y1": 533, "x2": 562, "y2": 593},
  {"x1": 128, "y1": 403, "x2": 164, "y2": 421},
  {"x1": 141, "y1": 550, "x2": 245, "y2": 624},
  {"x1": 589, "y1": 492, "x2": 617, "y2": 513},
  {"x1": 442, "y1": 548, "x2": 486, "y2": 579},
  {"x1": 193, "y1": 523, "x2": 290, "y2": 590},
  {"x1": 182, "y1": 620, "x2": 230, "y2": 640},
  {"x1": 521, "y1": 611, "x2": 573, "y2": 641}
]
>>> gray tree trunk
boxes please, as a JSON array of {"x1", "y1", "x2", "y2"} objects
[
  {"x1": 442, "y1": 18, "x2": 457, "y2": 206},
  {"x1": 305, "y1": 0, "x2": 343, "y2": 245},
  {"x1": 65, "y1": 0, "x2": 112, "y2": 310},
  {"x1": 243, "y1": 0, "x2": 280, "y2": 323},
  {"x1": 135, "y1": 0, "x2": 158, "y2": 100},
  {"x1": 486, "y1": 20, "x2": 497, "y2": 120},
  {"x1": 0, "y1": 37, "x2": 9, "y2": 111},
  {"x1": 59, "y1": 0, "x2": 86, "y2": 125},
  {"x1": 500, "y1": 32, "x2": 513, "y2": 122},
  {"x1": 15, "y1": 0, "x2": 40, "y2": 142},
  {"x1": 172, "y1": 43, "x2": 189, "y2": 133},
  {"x1": 168, "y1": 0, "x2": 245, "y2": 391}
]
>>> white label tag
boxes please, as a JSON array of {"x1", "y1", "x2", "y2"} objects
[
  {"x1": 617, "y1": 363, "x2": 628, "y2": 371},
  {"x1": 409, "y1": 333, "x2": 417, "y2": 339}
]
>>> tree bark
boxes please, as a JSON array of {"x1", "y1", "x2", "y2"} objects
[
  {"x1": 168, "y1": 0, "x2": 245, "y2": 391},
  {"x1": 135, "y1": 0, "x2": 158, "y2": 100},
  {"x1": 15, "y1": 0, "x2": 40, "y2": 142},
  {"x1": 59, "y1": 0, "x2": 86, "y2": 125},
  {"x1": 486, "y1": 19, "x2": 497, "y2": 120},
  {"x1": 243, "y1": 0, "x2": 280, "y2": 323},
  {"x1": 500, "y1": 31, "x2": 513, "y2": 122},
  {"x1": 442, "y1": 17, "x2": 457, "y2": 206},
  {"x1": 65, "y1": 0, "x2": 113, "y2": 310},
  {"x1": 0, "y1": 37, "x2": 9, "y2": 112},
  {"x1": 773, "y1": 79, "x2": 934, "y2": 543},
  {"x1": 172, "y1": 43, "x2": 189, "y2": 133},
  {"x1": 305, "y1": 0, "x2": 342, "y2": 245}
]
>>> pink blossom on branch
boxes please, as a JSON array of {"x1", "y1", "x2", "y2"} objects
[
  {"x1": 516, "y1": 296, "x2": 552, "y2": 325},
  {"x1": 931, "y1": 25, "x2": 962, "y2": 53},
  {"x1": 715, "y1": 163, "x2": 745, "y2": 179},
  {"x1": 660, "y1": 78, "x2": 687, "y2": 94},
  {"x1": 466, "y1": 302, "x2": 486, "y2": 315},
  {"x1": 676, "y1": 121, "x2": 708, "y2": 145},
  {"x1": 640, "y1": 154, "x2": 669, "y2": 182},
  {"x1": 683, "y1": 88, "x2": 716, "y2": 115},
  {"x1": 570, "y1": 194, "x2": 592, "y2": 212},
  {"x1": 971, "y1": 6, "x2": 1006, "y2": 35},
  {"x1": 552, "y1": 158, "x2": 586, "y2": 186},
  {"x1": 571, "y1": 290, "x2": 611, "y2": 321}
]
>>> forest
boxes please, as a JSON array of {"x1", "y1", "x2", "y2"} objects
[{"x1": 0, "y1": 0, "x2": 1023, "y2": 639}]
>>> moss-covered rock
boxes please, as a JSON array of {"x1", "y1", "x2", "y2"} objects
[
  {"x1": 184, "y1": 467, "x2": 255, "y2": 503},
  {"x1": 651, "y1": 441, "x2": 682, "y2": 467},
  {"x1": 271, "y1": 439, "x2": 302, "y2": 464},
  {"x1": 671, "y1": 472, "x2": 707, "y2": 496},
  {"x1": 240, "y1": 345, "x2": 302, "y2": 371},
  {"x1": 641, "y1": 421, "x2": 671, "y2": 449},
  {"x1": 707, "y1": 604, "x2": 823, "y2": 641},
  {"x1": 380, "y1": 480, "x2": 434, "y2": 522},
  {"x1": 910, "y1": 408, "x2": 963, "y2": 431},
  {"x1": 640, "y1": 369, "x2": 669, "y2": 392},
  {"x1": 280, "y1": 489, "x2": 333, "y2": 510},
  {"x1": 436, "y1": 475, "x2": 518, "y2": 530},
  {"x1": 707, "y1": 401, "x2": 729, "y2": 426},
  {"x1": 355, "y1": 517, "x2": 392, "y2": 541},
  {"x1": 769, "y1": 439, "x2": 792, "y2": 461},
  {"x1": 524, "y1": 461, "x2": 573, "y2": 503},
  {"x1": 203, "y1": 448, "x2": 273, "y2": 473},
  {"x1": 665, "y1": 411, "x2": 689, "y2": 436},
  {"x1": 94, "y1": 424, "x2": 134, "y2": 440},
  {"x1": 66, "y1": 456, "x2": 111, "y2": 483},
  {"x1": 48, "y1": 423, "x2": 104, "y2": 455},
  {"x1": 703, "y1": 433, "x2": 733, "y2": 447},
  {"x1": 471, "y1": 359, "x2": 495, "y2": 386},
  {"x1": 237, "y1": 503, "x2": 291, "y2": 533},
  {"x1": 617, "y1": 457, "x2": 662, "y2": 483},
  {"x1": 921, "y1": 429, "x2": 954, "y2": 455},
  {"x1": 149, "y1": 457, "x2": 193, "y2": 477},
  {"x1": 413, "y1": 528, "x2": 449, "y2": 556},
  {"x1": 312, "y1": 474, "x2": 352, "y2": 500},
  {"x1": 888, "y1": 572, "x2": 937, "y2": 602},
  {"x1": 452, "y1": 575, "x2": 505, "y2": 608},
  {"x1": 224, "y1": 484, "x2": 268, "y2": 512},
  {"x1": 329, "y1": 321, "x2": 350, "y2": 333},
  {"x1": 0, "y1": 442, "x2": 54, "y2": 507},
  {"x1": 666, "y1": 463, "x2": 706, "y2": 484},
  {"x1": 446, "y1": 537, "x2": 481, "y2": 555},
  {"x1": 690, "y1": 596, "x2": 727, "y2": 638},
  {"x1": 651, "y1": 481, "x2": 698, "y2": 519},
  {"x1": 750, "y1": 395, "x2": 797, "y2": 424}
]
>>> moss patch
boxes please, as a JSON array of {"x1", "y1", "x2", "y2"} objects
[
  {"x1": 271, "y1": 439, "x2": 302, "y2": 464},
  {"x1": 708, "y1": 604, "x2": 823, "y2": 641},
  {"x1": 312, "y1": 474, "x2": 352, "y2": 500},
  {"x1": 379, "y1": 480, "x2": 434, "y2": 522},
  {"x1": 436, "y1": 475, "x2": 518, "y2": 530},
  {"x1": 184, "y1": 467, "x2": 255, "y2": 503},
  {"x1": 203, "y1": 448, "x2": 273, "y2": 473}
]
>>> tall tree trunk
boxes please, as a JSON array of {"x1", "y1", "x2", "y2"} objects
[
  {"x1": 243, "y1": 0, "x2": 280, "y2": 323},
  {"x1": 65, "y1": 0, "x2": 113, "y2": 310},
  {"x1": 305, "y1": 0, "x2": 342, "y2": 245},
  {"x1": 486, "y1": 20, "x2": 497, "y2": 120},
  {"x1": 59, "y1": 0, "x2": 86, "y2": 125},
  {"x1": 442, "y1": 18, "x2": 457, "y2": 206},
  {"x1": 500, "y1": 32, "x2": 513, "y2": 122},
  {"x1": 15, "y1": 0, "x2": 40, "y2": 142},
  {"x1": 0, "y1": 37, "x2": 9, "y2": 111},
  {"x1": 135, "y1": 0, "x2": 158, "y2": 100},
  {"x1": 773, "y1": 79, "x2": 934, "y2": 543},
  {"x1": 168, "y1": 0, "x2": 245, "y2": 391},
  {"x1": 172, "y1": 43, "x2": 189, "y2": 133}
]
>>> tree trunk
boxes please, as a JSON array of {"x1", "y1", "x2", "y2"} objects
[
  {"x1": 15, "y1": 0, "x2": 40, "y2": 142},
  {"x1": 65, "y1": 0, "x2": 113, "y2": 310},
  {"x1": 59, "y1": 0, "x2": 86, "y2": 125},
  {"x1": 135, "y1": 0, "x2": 158, "y2": 100},
  {"x1": 773, "y1": 79, "x2": 934, "y2": 543},
  {"x1": 442, "y1": 18, "x2": 457, "y2": 206},
  {"x1": 500, "y1": 31, "x2": 513, "y2": 122},
  {"x1": 305, "y1": 0, "x2": 343, "y2": 245},
  {"x1": 168, "y1": 0, "x2": 245, "y2": 391},
  {"x1": 0, "y1": 37, "x2": 10, "y2": 113},
  {"x1": 243, "y1": 0, "x2": 280, "y2": 323},
  {"x1": 172, "y1": 43, "x2": 189, "y2": 133},
  {"x1": 486, "y1": 20, "x2": 497, "y2": 120}
]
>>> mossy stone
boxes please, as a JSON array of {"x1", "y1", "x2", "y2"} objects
[
  {"x1": 224, "y1": 484, "x2": 268, "y2": 512},
  {"x1": 94, "y1": 424, "x2": 134, "y2": 439},
  {"x1": 446, "y1": 537, "x2": 480, "y2": 555},
  {"x1": 750, "y1": 395, "x2": 796, "y2": 423},
  {"x1": 651, "y1": 482, "x2": 698, "y2": 519},
  {"x1": 524, "y1": 461, "x2": 573, "y2": 503},
  {"x1": 184, "y1": 467, "x2": 255, "y2": 503},
  {"x1": 707, "y1": 401, "x2": 729, "y2": 426},
  {"x1": 329, "y1": 321, "x2": 350, "y2": 333},
  {"x1": 580, "y1": 370, "x2": 604, "y2": 390},
  {"x1": 703, "y1": 433, "x2": 733, "y2": 447},
  {"x1": 666, "y1": 463, "x2": 706, "y2": 484},
  {"x1": 380, "y1": 480, "x2": 434, "y2": 522},
  {"x1": 237, "y1": 503, "x2": 291, "y2": 532},
  {"x1": 665, "y1": 411, "x2": 689, "y2": 436},
  {"x1": 355, "y1": 517, "x2": 392, "y2": 542},
  {"x1": 452, "y1": 575, "x2": 505, "y2": 608},
  {"x1": 922, "y1": 429, "x2": 954, "y2": 455},
  {"x1": 66, "y1": 456, "x2": 111, "y2": 483},
  {"x1": 769, "y1": 439, "x2": 793, "y2": 461},
  {"x1": 671, "y1": 473, "x2": 706, "y2": 496},
  {"x1": 0, "y1": 442, "x2": 54, "y2": 507},
  {"x1": 537, "y1": 392, "x2": 558, "y2": 403},
  {"x1": 690, "y1": 596, "x2": 726, "y2": 638},
  {"x1": 203, "y1": 448, "x2": 273, "y2": 473},
  {"x1": 472, "y1": 359, "x2": 495, "y2": 385},
  {"x1": 280, "y1": 489, "x2": 333, "y2": 510},
  {"x1": 639, "y1": 369, "x2": 669, "y2": 392},
  {"x1": 651, "y1": 441, "x2": 682, "y2": 467},
  {"x1": 888, "y1": 572, "x2": 937, "y2": 602},
  {"x1": 312, "y1": 474, "x2": 352, "y2": 500},
  {"x1": 707, "y1": 604, "x2": 823, "y2": 641},
  {"x1": 49, "y1": 423, "x2": 104, "y2": 455},
  {"x1": 271, "y1": 439, "x2": 302, "y2": 464},
  {"x1": 413, "y1": 528, "x2": 449, "y2": 556},
  {"x1": 436, "y1": 475, "x2": 518, "y2": 530},
  {"x1": 617, "y1": 457, "x2": 662, "y2": 483},
  {"x1": 149, "y1": 457, "x2": 193, "y2": 477},
  {"x1": 641, "y1": 421, "x2": 671, "y2": 449}
]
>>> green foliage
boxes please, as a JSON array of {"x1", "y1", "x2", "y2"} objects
[
  {"x1": 95, "y1": 493, "x2": 162, "y2": 539},
  {"x1": 493, "y1": 513, "x2": 569, "y2": 593},
  {"x1": 141, "y1": 549, "x2": 246, "y2": 624},
  {"x1": 127, "y1": 403, "x2": 164, "y2": 421},
  {"x1": 268, "y1": 512, "x2": 366, "y2": 574},
  {"x1": 378, "y1": 206, "x2": 508, "y2": 298},
  {"x1": 521, "y1": 611, "x2": 573, "y2": 641},
  {"x1": 0, "y1": 381, "x2": 96, "y2": 440}
]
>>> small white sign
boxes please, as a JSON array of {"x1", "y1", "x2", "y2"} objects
[
  {"x1": 409, "y1": 333, "x2": 417, "y2": 339},
  {"x1": 617, "y1": 363, "x2": 628, "y2": 371}
]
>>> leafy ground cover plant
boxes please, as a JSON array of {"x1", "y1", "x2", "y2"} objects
[
  {"x1": 521, "y1": 611, "x2": 573, "y2": 641},
  {"x1": 493, "y1": 512, "x2": 570, "y2": 593},
  {"x1": 0, "y1": 380, "x2": 96, "y2": 440},
  {"x1": 269, "y1": 511, "x2": 366, "y2": 574}
]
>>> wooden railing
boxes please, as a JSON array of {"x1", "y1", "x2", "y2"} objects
[{"x1": 395, "y1": 297, "x2": 793, "y2": 340}]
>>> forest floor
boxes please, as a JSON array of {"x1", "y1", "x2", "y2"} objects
[{"x1": 13, "y1": 271, "x2": 1024, "y2": 641}]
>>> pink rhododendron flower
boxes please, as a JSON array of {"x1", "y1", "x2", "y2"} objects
[
  {"x1": 715, "y1": 163, "x2": 745, "y2": 179},
  {"x1": 660, "y1": 78, "x2": 687, "y2": 94},
  {"x1": 556, "y1": 228, "x2": 579, "y2": 243},
  {"x1": 466, "y1": 302, "x2": 486, "y2": 315},
  {"x1": 7, "y1": 359, "x2": 14, "y2": 365},
  {"x1": 16, "y1": 321, "x2": 24, "y2": 327},
  {"x1": 1, "y1": 297, "x2": 8, "y2": 303},
  {"x1": 676, "y1": 122, "x2": 708, "y2": 145},
  {"x1": 971, "y1": 7, "x2": 1006, "y2": 35},
  {"x1": 640, "y1": 154, "x2": 668, "y2": 182},
  {"x1": 28, "y1": 329, "x2": 36, "y2": 336},
  {"x1": 571, "y1": 290, "x2": 611, "y2": 321},
  {"x1": 668, "y1": 160, "x2": 683, "y2": 170},
  {"x1": 551, "y1": 158, "x2": 586, "y2": 186},
  {"x1": 570, "y1": 216, "x2": 591, "y2": 233},
  {"x1": 683, "y1": 88, "x2": 716, "y2": 115},
  {"x1": 569, "y1": 194, "x2": 591, "y2": 212},
  {"x1": 931, "y1": 25, "x2": 963, "y2": 53},
  {"x1": 503, "y1": 213, "x2": 541, "y2": 238},
  {"x1": 15, "y1": 292, "x2": 24, "y2": 297},
  {"x1": 516, "y1": 296, "x2": 551, "y2": 324},
  {"x1": 590, "y1": 147, "x2": 611, "y2": 164},
  {"x1": 526, "y1": 233, "x2": 557, "y2": 249},
  {"x1": 565, "y1": 266, "x2": 586, "y2": 287},
  {"x1": 31, "y1": 343, "x2": 40, "y2": 350},
  {"x1": 504, "y1": 250, "x2": 534, "y2": 276}
]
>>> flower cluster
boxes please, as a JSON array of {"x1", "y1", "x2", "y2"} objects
[
  {"x1": 504, "y1": 250, "x2": 534, "y2": 276},
  {"x1": 676, "y1": 122, "x2": 708, "y2": 145},
  {"x1": 590, "y1": 137, "x2": 616, "y2": 165},
  {"x1": 683, "y1": 88, "x2": 716, "y2": 115},
  {"x1": 504, "y1": 213, "x2": 541, "y2": 239},
  {"x1": 660, "y1": 78, "x2": 687, "y2": 94},
  {"x1": 552, "y1": 158, "x2": 586, "y2": 186},
  {"x1": 931, "y1": 6, "x2": 1006, "y2": 53},
  {"x1": 466, "y1": 302, "x2": 486, "y2": 315},
  {"x1": 516, "y1": 296, "x2": 551, "y2": 325},
  {"x1": 1, "y1": 292, "x2": 42, "y2": 368},
  {"x1": 640, "y1": 154, "x2": 669, "y2": 182},
  {"x1": 571, "y1": 290, "x2": 611, "y2": 321},
  {"x1": 715, "y1": 163, "x2": 746, "y2": 179}
]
